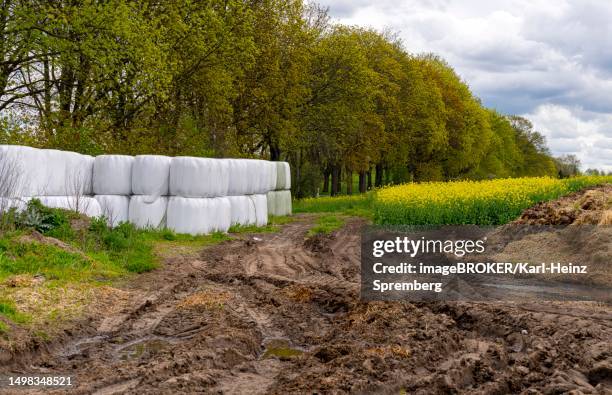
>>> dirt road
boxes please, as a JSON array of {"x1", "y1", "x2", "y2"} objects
[{"x1": 2, "y1": 214, "x2": 611, "y2": 394}]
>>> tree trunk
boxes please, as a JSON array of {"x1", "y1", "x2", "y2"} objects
[
  {"x1": 346, "y1": 169, "x2": 352, "y2": 195},
  {"x1": 331, "y1": 164, "x2": 340, "y2": 196},
  {"x1": 322, "y1": 168, "x2": 330, "y2": 193},
  {"x1": 367, "y1": 169, "x2": 372, "y2": 190},
  {"x1": 359, "y1": 172, "x2": 366, "y2": 193},
  {"x1": 375, "y1": 163, "x2": 383, "y2": 187},
  {"x1": 295, "y1": 151, "x2": 301, "y2": 197},
  {"x1": 270, "y1": 143, "x2": 281, "y2": 161}
]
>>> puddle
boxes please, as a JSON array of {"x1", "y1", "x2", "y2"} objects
[
  {"x1": 114, "y1": 335, "x2": 179, "y2": 361},
  {"x1": 60, "y1": 335, "x2": 108, "y2": 358},
  {"x1": 261, "y1": 338, "x2": 305, "y2": 360}
]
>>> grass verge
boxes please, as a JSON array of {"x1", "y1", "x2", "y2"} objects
[
  {"x1": 307, "y1": 215, "x2": 346, "y2": 236},
  {"x1": 294, "y1": 193, "x2": 373, "y2": 218}
]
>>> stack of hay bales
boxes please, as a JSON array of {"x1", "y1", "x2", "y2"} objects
[
  {"x1": 167, "y1": 157, "x2": 231, "y2": 234},
  {"x1": 0, "y1": 145, "x2": 292, "y2": 235},
  {"x1": 93, "y1": 155, "x2": 133, "y2": 227},
  {"x1": 130, "y1": 155, "x2": 171, "y2": 229},
  {"x1": 0, "y1": 145, "x2": 101, "y2": 217},
  {"x1": 267, "y1": 161, "x2": 292, "y2": 217}
]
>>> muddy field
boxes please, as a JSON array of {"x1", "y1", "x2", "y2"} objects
[{"x1": 1, "y1": 187, "x2": 611, "y2": 394}]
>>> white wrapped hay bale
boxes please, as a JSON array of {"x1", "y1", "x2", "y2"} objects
[
  {"x1": 132, "y1": 155, "x2": 171, "y2": 199},
  {"x1": 267, "y1": 190, "x2": 292, "y2": 216},
  {"x1": 129, "y1": 195, "x2": 167, "y2": 229},
  {"x1": 0, "y1": 145, "x2": 48, "y2": 197},
  {"x1": 0, "y1": 197, "x2": 28, "y2": 212},
  {"x1": 216, "y1": 197, "x2": 232, "y2": 233},
  {"x1": 33, "y1": 196, "x2": 102, "y2": 218},
  {"x1": 227, "y1": 195, "x2": 256, "y2": 226},
  {"x1": 167, "y1": 197, "x2": 231, "y2": 235},
  {"x1": 249, "y1": 194, "x2": 268, "y2": 227},
  {"x1": 265, "y1": 161, "x2": 278, "y2": 193},
  {"x1": 95, "y1": 195, "x2": 130, "y2": 227},
  {"x1": 0, "y1": 146, "x2": 94, "y2": 197},
  {"x1": 275, "y1": 161, "x2": 291, "y2": 190},
  {"x1": 169, "y1": 157, "x2": 229, "y2": 198},
  {"x1": 227, "y1": 159, "x2": 249, "y2": 196},
  {"x1": 244, "y1": 159, "x2": 275, "y2": 195},
  {"x1": 45, "y1": 149, "x2": 94, "y2": 196},
  {"x1": 244, "y1": 159, "x2": 261, "y2": 195},
  {"x1": 93, "y1": 155, "x2": 133, "y2": 195}
]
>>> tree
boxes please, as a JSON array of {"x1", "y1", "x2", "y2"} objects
[
  {"x1": 555, "y1": 154, "x2": 581, "y2": 178},
  {"x1": 508, "y1": 115, "x2": 556, "y2": 177},
  {"x1": 1, "y1": 0, "x2": 564, "y2": 196}
]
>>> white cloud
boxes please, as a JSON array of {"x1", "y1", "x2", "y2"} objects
[
  {"x1": 525, "y1": 104, "x2": 612, "y2": 171},
  {"x1": 317, "y1": 0, "x2": 612, "y2": 170}
]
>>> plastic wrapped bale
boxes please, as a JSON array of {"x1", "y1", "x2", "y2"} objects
[
  {"x1": 95, "y1": 195, "x2": 130, "y2": 227},
  {"x1": 93, "y1": 155, "x2": 134, "y2": 195},
  {"x1": 0, "y1": 197, "x2": 28, "y2": 212},
  {"x1": 0, "y1": 145, "x2": 94, "y2": 197},
  {"x1": 265, "y1": 161, "x2": 278, "y2": 193},
  {"x1": 267, "y1": 190, "x2": 292, "y2": 216},
  {"x1": 244, "y1": 159, "x2": 271, "y2": 195},
  {"x1": 266, "y1": 191, "x2": 275, "y2": 216},
  {"x1": 33, "y1": 196, "x2": 102, "y2": 218},
  {"x1": 45, "y1": 149, "x2": 94, "y2": 196},
  {"x1": 275, "y1": 161, "x2": 291, "y2": 190},
  {"x1": 279, "y1": 190, "x2": 292, "y2": 216},
  {"x1": 215, "y1": 197, "x2": 231, "y2": 232},
  {"x1": 129, "y1": 196, "x2": 168, "y2": 229},
  {"x1": 169, "y1": 157, "x2": 229, "y2": 198},
  {"x1": 244, "y1": 159, "x2": 266, "y2": 195},
  {"x1": 227, "y1": 195, "x2": 256, "y2": 226},
  {"x1": 132, "y1": 155, "x2": 171, "y2": 200},
  {"x1": 249, "y1": 194, "x2": 268, "y2": 227},
  {"x1": 167, "y1": 197, "x2": 231, "y2": 235},
  {"x1": 227, "y1": 159, "x2": 249, "y2": 196},
  {"x1": 0, "y1": 145, "x2": 49, "y2": 197},
  {"x1": 256, "y1": 160, "x2": 276, "y2": 194}
]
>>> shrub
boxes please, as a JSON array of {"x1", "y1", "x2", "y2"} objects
[{"x1": 16, "y1": 199, "x2": 72, "y2": 234}]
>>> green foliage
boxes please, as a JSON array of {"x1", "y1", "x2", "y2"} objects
[
  {"x1": 85, "y1": 220, "x2": 158, "y2": 273},
  {"x1": 2, "y1": 0, "x2": 563, "y2": 195},
  {"x1": 16, "y1": 199, "x2": 72, "y2": 234}
]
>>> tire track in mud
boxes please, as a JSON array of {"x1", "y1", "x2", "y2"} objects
[{"x1": 1, "y1": 214, "x2": 610, "y2": 394}]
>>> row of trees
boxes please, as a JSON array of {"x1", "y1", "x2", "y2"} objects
[{"x1": 1, "y1": 0, "x2": 574, "y2": 197}]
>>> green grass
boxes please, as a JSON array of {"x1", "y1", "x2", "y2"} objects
[
  {"x1": 308, "y1": 215, "x2": 346, "y2": 236},
  {"x1": 294, "y1": 193, "x2": 373, "y2": 218},
  {"x1": 0, "y1": 236, "x2": 113, "y2": 282},
  {"x1": 0, "y1": 300, "x2": 30, "y2": 324}
]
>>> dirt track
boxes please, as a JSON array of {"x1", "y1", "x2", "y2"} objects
[{"x1": 2, "y1": 212, "x2": 611, "y2": 394}]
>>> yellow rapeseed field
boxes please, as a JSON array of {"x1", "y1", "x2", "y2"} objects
[{"x1": 374, "y1": 176, "x2": 612, "y2": 225}]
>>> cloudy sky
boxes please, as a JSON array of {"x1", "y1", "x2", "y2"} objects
[{"x1": 317, "y1": 0, "x2": 612, "y2": 171}]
